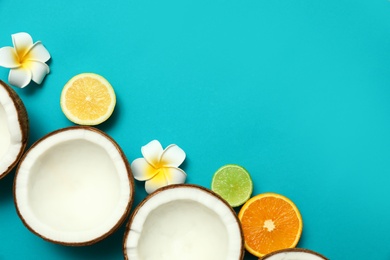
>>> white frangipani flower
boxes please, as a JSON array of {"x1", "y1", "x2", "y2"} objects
[
  {"x1": 131, "y1": 140, "x2": 187, "y2": 194},
  {"x1": 0, "y1": 32, "x2": 51, "y2": 88}
]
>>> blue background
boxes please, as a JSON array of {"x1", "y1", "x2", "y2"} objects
[{"x1": 1, "y1": 0, "x2": 390, "y2": 259}]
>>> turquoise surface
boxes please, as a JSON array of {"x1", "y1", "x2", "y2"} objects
[{"x1": 1, "y1": 0, "x2": 390, "y2": 259}]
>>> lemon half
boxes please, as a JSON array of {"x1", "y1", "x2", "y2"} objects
[{"x1": 60, "y1": 73, "x2": 116, "y2": 125}]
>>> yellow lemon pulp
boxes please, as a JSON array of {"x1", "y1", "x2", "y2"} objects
[{"x1": 60, "y1": 73, "x2": 116, "y2": 125}]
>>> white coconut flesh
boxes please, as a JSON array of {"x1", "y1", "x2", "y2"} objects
[
  {"x1": 262, "y1": 249, "x2": 328, "y2": 260},
  {"x1": 124, "y1": 185, "x2": 243, "y2": 260},
  {"x1": 14, "y1": 127, "x2": 133, "y2": 245},
  {"x1": 0, "y1": 83, "x2": 26, "y2": 178}
]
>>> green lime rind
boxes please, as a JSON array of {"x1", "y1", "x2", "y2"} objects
[{"x1": 211, "y1": 164, "x2": 253, "y2": 207}]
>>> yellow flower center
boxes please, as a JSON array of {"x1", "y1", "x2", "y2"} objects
[{"x1": 15, "y1": 46, "x2": 31, "y2": 66}]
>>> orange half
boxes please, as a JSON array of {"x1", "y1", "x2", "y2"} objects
[{"x1": 238, "y1": 193, "x2": 303, "y2": 257}]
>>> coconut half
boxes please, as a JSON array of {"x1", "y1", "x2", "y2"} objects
[
  {"x1": 0, "y1": 80, "x2": 28, "y2": 179},
  {"x1": 260, "y1": 248, "x2": 328, "y2": 260},
  {"x1": 14, "y1": 126, "x2": 134, "y2": 245},
  {"x1": 124, "y1": 184, "x2": 244, "y2": 260}
]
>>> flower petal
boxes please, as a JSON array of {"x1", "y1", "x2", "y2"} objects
[
  {"x1": 145, "y1": 171, "x2": 167, "y2": 194},
  {"x1": 24, "y1": 60, "x2": 50, "y2": 84},
  {"x1": 164, "y1": 167, "x2": 187, "y2": 185},
  {"x1": 131, "y1": 158, "x2": 158, "y2": 181},
  {"x1": 9, "y1": 67, "x2": 32, "y2": 88},
  {"x1": 141, "y1": 140, "x2": 163, "y2": 168},
  {"x1": 0, "y1": 47, "x2": 20, "y2": 68},
  {"x1": 12, "y1": 32, "x2": 34, "y2": 58},
  {"x1": 160, "y1": 144, "x2": 186, "y2": 167},
  {"x1": 24, "y1": 41, "x2": 50, "y2": 63}
]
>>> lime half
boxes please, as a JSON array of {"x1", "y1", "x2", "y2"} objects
[{"x1": 211, "y1": 164, "x2": 253, "y2": 207}]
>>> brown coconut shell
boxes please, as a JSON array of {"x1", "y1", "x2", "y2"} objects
[
  {"x1": 0, "y1": 80, "x2": 29, "y2": 179},
  {"x1": 260, "y1": 248, "x2": 328, "y2": 260},
  {"x1": 123, "y1": 183, "x2": 245, "y2": 260},
  {"x1": 13, "y1": 126, "x2": 134, "y2": 246}
]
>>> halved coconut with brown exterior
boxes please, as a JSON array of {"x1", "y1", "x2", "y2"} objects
[
  {"x1": 124, "y1": 184, "x2": 244, "y2": 260},
  {"x1": 260, "y1": 248, "x2": 328, "y2": 260},
  {"x1": 14, "y1": 126, "x2": 134, "y2": 246},
  {"x1": 0, "y1": 80, "x2": 28, "y2": 179}
]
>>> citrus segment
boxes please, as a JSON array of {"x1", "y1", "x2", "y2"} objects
[
  {"x1": 238, "y1": 193, "x2": 303, "y2": 257},
  {"x1": 211, "y1": 164, "x2": 253, "y2": 207},
  {"x1": 60, "y1": 73, "x2": 116, "y2": 125}
]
